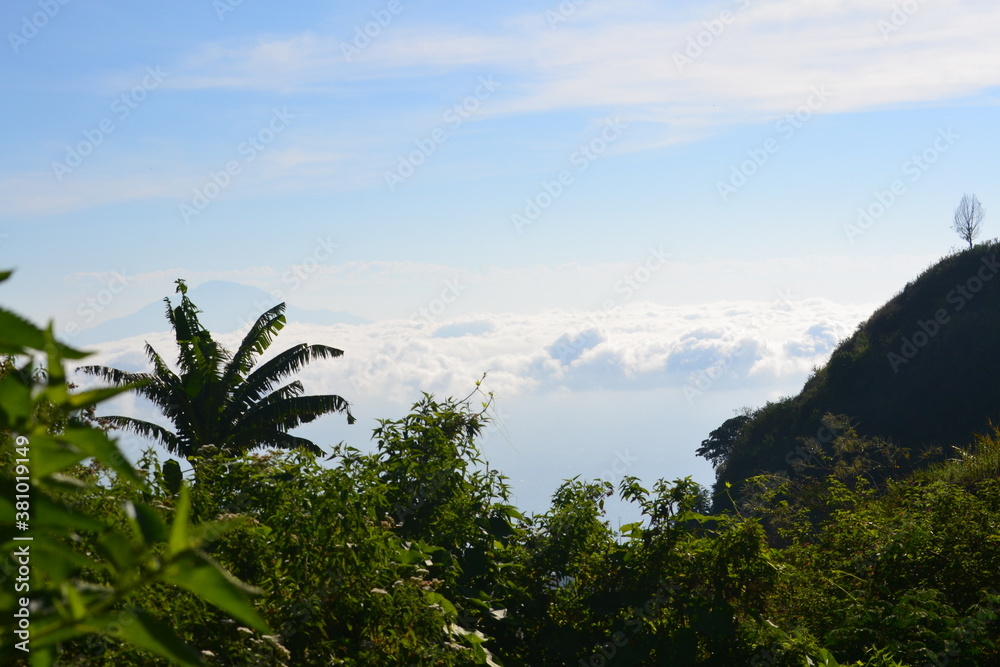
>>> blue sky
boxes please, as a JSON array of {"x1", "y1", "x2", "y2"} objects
[{"x1": 3, "y1": 0, "x2": 999, "y2": 516}]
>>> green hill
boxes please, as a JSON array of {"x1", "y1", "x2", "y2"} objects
[{"x1": 701, "y1": 241, "x2": 1000, "y2": 511}]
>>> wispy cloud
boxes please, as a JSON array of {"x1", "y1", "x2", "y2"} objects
[{"x1": 165, "y1": 0, "x2": 1000, "y2": 126}]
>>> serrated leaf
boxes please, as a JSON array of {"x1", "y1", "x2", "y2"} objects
[
  {"x1": 60, "y1": 427, "x2": 143, "y2": 487},
  {"x1": 28, "y1": 435, "x2": 86, "y2": 479},
  {"x1": 0, "y1": 308, "x2": 49, "y2": 354}
]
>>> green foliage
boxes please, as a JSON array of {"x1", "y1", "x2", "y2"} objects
[
  {"x1": 706, "y1": 241, "x2": 1000, "y2": 509},
  {"x1": 3, "y1": 270, "x2": 999, "y2": 663},
  {"x1": 0, "y1": 271, "x2": 268, "y2": 665}
]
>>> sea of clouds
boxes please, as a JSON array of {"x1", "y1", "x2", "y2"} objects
[{"x1": 75, "y1": 296, "x2": 873, "y2": 519}]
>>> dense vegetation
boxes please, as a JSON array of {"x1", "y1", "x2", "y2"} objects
[
  {"x1": 2, "y1": 258, "x2": 999, "y2": 664},
  {"x1": 701, "y1": 241, "x2": 1000, "y2": 512}
]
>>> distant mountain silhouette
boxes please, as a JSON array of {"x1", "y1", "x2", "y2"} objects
[
  {"x1": 700, "y1": 241, "x2": 1000, "y2": 510},
  {"x1": 73, "y1": 281, "x2": 368, "y2": 345}
]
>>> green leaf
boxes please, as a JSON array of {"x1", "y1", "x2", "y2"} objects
[
  {"x1": 393, "y1": 545, "x2": 427, "y2": 565},
  {"x1": 126, "y1": 501, "x2": 169, "y2": 544},
  {"x1": 163, "y1": 550, "x2": 269, "y2": 633},
  {"x1": 89, "y1": 609, "x2": 203, "y2": 666},
  {"x1": 63, "y1": 582, "x2": 87, "y2": 621},
  {"x1": 0, "y1": 306, "x2": 87, "y2": 359},
  {"x1": 29, "y1": 645, "x2": 56, "y2": 667},
  {"x1": 15, "y1": 488, "x2": 105, "y2": 533},
  {"x1": 425, "y1": 591, "x2": 457, "y2": 616},
  {"x1": 96, "y1": 531, "x2": 139, "y2": 573},
  {"x1": 28, "y1": 435, "x2": 87, "y2": 479},
  {"x1": 0, "y1": 372, "x2": 32, "y2": 426},
  {"x1": 168, "y1": 485, "x2": 191, "y2": 557},
  {"x1": 0, "y1": 308, "x2": 49, "y2": 354},
  {"x1": 59, "y1": 427, "x2": 144, "y2": 487},
  {"x1": 32, "y1": 535, "x2": 101, "y2": 583},
  {"x1": 619, "y1": 521, "x2": 644, "y2": 539}
]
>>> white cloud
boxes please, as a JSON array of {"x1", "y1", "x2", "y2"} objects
[
  {"x1": 165, "y1": 1, "x2": 1000, "y2": 128},
  {"x1": 70, "y1": 293, "x2": 875, "y2": 517},
  {"x1": 76, "y1": 297, "x2": 874, "y2": 408}
]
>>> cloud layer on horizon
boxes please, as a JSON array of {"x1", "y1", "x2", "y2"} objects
[{"x1": 78, "y1": 296, "x2": 874, "y2": 412}]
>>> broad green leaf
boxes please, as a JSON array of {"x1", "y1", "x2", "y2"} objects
[
  {"x1": 126, "y1": 501, "x2": 169, "y2": 544},
  {"x1": 0, "y1": 372, "x2": 32, "y2": 426},
  {"x1": 28, "y1": 435, "x2": 87, "y2": 479},
  {"x1": 60, "y1": 427, "x2": 144, "y2": 487},
  {"x1": 63, "y1": 581, "x2": 87, "y2": 621},
  {"x1": 28, "y1": 617, "x2": 91, "y2": 650},
  {"x1": 29, "y1": 645, "x2": 56, "y2": 667},
  {"x1": 32, "y1": 536, "x2": 100, "y2": 583},
  {"x1": 0, "y1": 308, "x2": 48, "y2": 354},
  {"x1": 191, "y1": 518, "x2": 242, "y2": 547},
  {"x1": 393, "y1": 546, "x2": 426, "y2": 565},
  {"x1": 97, "y1": 531, "x2": 139, "y2": 573},
  {"x1": 425, "y1": 591, "x2": 457, "y2": 616},
  {"x1": 28, "y1": 488, "x2": 106, "y2": 533},
  {"x1": 168, "y1": 485, "x2": 191, "y2": 556},
  {"x1": 163, "y1": 550, "x2": 269, "y2": 633},
  {"x1": 86, "y1": 610, "x2": 203, "y2": 666},
  {"x1": 619, "y1": 521, "x2": 644, "y2": 539}
]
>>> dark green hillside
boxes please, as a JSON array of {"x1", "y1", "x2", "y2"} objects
[{"x1": 703, "y1": 241, "x2": 1000, "y2": 510}]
